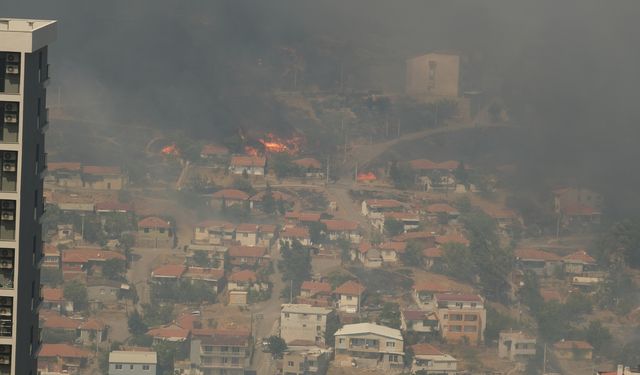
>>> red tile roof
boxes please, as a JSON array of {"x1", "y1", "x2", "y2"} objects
[
  {"x1": 425, "y1": 203, "x2": 458, "y2": 214},
  {"x1": 79, "y1": 318, "x2": 106, "y2": 331},
  {"x1": 384, "y1": 212, "x2": 420, "y2": 221},
  {"x1": 321, "y1": 219, "x2": 359, "y2": 232},
  {"x1": 300, "y1": 281, "x2": 332, "y2": 295},
  {"x1": 563, "y1": 250, "x2": 596, "y2": 264},
  {"x1": 231, "y1": 156, "x2": 266, "y2": 167},
  {"x1": 515, "y1": 248, "x2": 561, "y2": 262},
  {"x1": 195, "y1": 220, "x2": 235, "y2": 230},
  {"x1": 259, "y1": 224, "x2": 277, "y2": 233},
  {"x1": 47, "y1": 162, "x2": 82, "y2": 172},
  {"x1": 365, "y1": 199, "x2": 404, "y2": 209},
  {"x1": 201, "y1": 144, "x2": 229, "y2": 156},
  {"x1": 402, "y1": 310, "x2": 430, "y2": 321},
  {"x1": 229, "y1": 269, "x2": 257, "y2": 282},
  {"x1": 334, "y1": 280, "x2": 365, "y2": 296},
  {"x1": 152, "y1": 264, "x2": 186, "y2": 279},
  {"x1": 39, "y1": 343, "x2": 92, "y2": 359},
  {"x1": 281, "y1": 226, "x2": 310, "y2": 239},
  {"x1": 293, "y1": 158, "x2": 322, "y2": 169},
  {"x1": 42, "y1": 287, "x2": 64, "y2": 302},
  {"x1": 228, "y1": 245, "x2": 267, "y2": 258},
  {"x1": 82, "y1": 165, "x2": 121, "y2": 175},
  {"x1": 236, "y1": 223, "x2": 259, "y2": 233},
  {"x1": 41, "y1": 315, "x2": 81, "y2": 330},
  {"x1": 379, "y1": 242, "x2": 407, "y2": 253},
  {"x1": 435, "y1": 233, "x2": 469, "y2": 246},
  {"x1": 138, "y1": 216, "x2": 171, "y2": 229},
  {"x1": 44, "y1": 244, "x2": 60, "y2": 256},
  {"x1": 553, "y1": 340, "x2": 593, "y2": 350},
  {"x1": 184, "y1": 267, "x2": 225, "y2": 281},
  {"x1": 211, "y1": 189, "x2": 250, "y2": 200},
  {"x1": 561, "y1": 203, "x2": 601, "y2": 216},
  {"x1": 423, "y1": 247, "x2": 443, "y2": 258},
  {"x1": 358, "y1": 241, "x2": 372, "y2": 254},
  {"x1": 411, "y1": 343, "x2": 444, "y2": 356}
]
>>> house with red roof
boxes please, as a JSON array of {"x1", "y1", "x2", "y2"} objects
[
  {"x1": 38, "y1": 343, "x2": 92, "y2": 374},
  {"x1": 43, "y1": 244, "x2": 60, "y2": 269},
  {"x1": 410, "y1": 343, "x2": 458, "y2": 374},
  {"x1": 563, "y1": 250, "x2": 597, "y2": 274},
  {"x1": 193, "y1": 220, "x2": 236, "y2": 245},
  {"x1": 46, "y1": 162, "x2": 83, "y2": 188},
  {"x1": 280, "y1": 226, "x2": 311, "y2": 247},
  {"x1": 423, "y1": 247, "x2": 444, "y2": 270},
  {"x1": 300, "y1": 281, "x2": 332, "y2": 298},
  {"x1": 250, "y1": 190, "x2": 295, "y2": 212},
  {"x1": 412, "y1": 282, "x2": 451, "y2": 310},
  {"x1": 356, "y1": 241, "x2": 382, "y2": 269},
  {"x1": 79, "y1": 318, "x2": 107, "y2": 345},
  {"x1": 293, "y1": 157, "x2": 325, "y2": 178},
  {"x1": 434, "y1": 293, "x2": 486, "y2": 345},
  {"x1": 334, "y1": 280, "x2": 365, "y2": 313},
  {"x1": 229, "y1": 155, "x2": 266, "y2": 176},
  {"x1": 393, "y1": 231, "x2": 436, "y2": 245},
  {"x1": 515, "y1": 248, "x2": 562, "y2": 276},
  {"x1": 136, "y1": 216, "x2": 174, "y2": 248},
  {"x1": 378, "y1": 242, "x2": 407, "y2": 263},
  {"x1": 211, "y1": 189, "x2": 251, "y2": 209},
  {"x1": 228, "y1": 245, "x2": 268, "y2": 267},
  {"x1": 284, "y1": 211, "x2": 323, "y2": 225},
  {"x1": 409, "y1": 159, "x2": 465, "y2": 191},
  {"x1": 81, "y1": 165, "x2": 127, "y2": 190},
  {"x1": 235, "y1": 223, "x2": 260, "y2": 246},
  {"x1": 200, "y1": 144, "x2": 229, "y2": 159},
  {"x1": 361, "y1": 199, "x2": 405, "y2": 218},
  {"x1": 147, "y1": 325, "x2": 191, "y2": 345},
  {"x1": 183, "y1": 267, "x2": 225, "y2": 294},
  {"x1": 151, "y1": 264, "x2": 186, "y2": 283},
  {"x1": 553, "y1": 339, "x2": 593, "y2": 360},
  {"x1": 400, "y1": 310, "x2": 439, "y2": 335},
  {"x1": 321, "y1": 219, "x2": 361, "y2": 244},
  {"x1": 424, "y1": 203, "x2": 460, "y2": 223},
  {"x1": 61, "y1": 248, "x2": 126, "y2": 279},
  {"x1": 553, "y1": 187, "x2": 603, "y2": 227}
]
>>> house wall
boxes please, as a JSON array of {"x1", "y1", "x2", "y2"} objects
[
  {"x1": 412, "y1": 356, "x2": 457, "y2": 374},
  {"x1": 338, "y1": 295, "x2": 360, "y2": 313},
  {"x1": 380, "y1": 250, "x2": 398, "y2": 263},
  {"x1": 406, "y1": 53, "x2": 460, "y2": 97},
  {"x1": 280, "y1": 311, "x2": 330, "y2": 345},
  {"x1": 438, "y1": 308, "x2": 486, "y2": 345},
  {"x1": 230, "y1": 165, "x2": 264, "y2": 176},
  {"x1": 554, "y1": 348, "x2": 592, "y2": 360},
  {"x1": 229, "y1": 291, "x2": 248, "y2": 305},
  {"x1": 136, "y1": 228, "x2": 174, "y2": 249},
  {"x1": 335, "y1": 333, "x2": 404, "y2": 353},
  {"x1": 108, "y1": 362, "x2": 156, "y2": 375},
  {"x1": 236, "y1": 232, "x2": 257, "y2": 247},
  {"x1": 84, "y1": 175, "x2": 125, "y2": 190}
]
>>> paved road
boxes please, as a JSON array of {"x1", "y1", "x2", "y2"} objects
[{"x1": 250, "y1": 246, "x2": 286, "y2": 375}]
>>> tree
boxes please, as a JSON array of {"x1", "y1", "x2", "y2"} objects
[
  {"x1": 102, "y1": 258, "x2": 126, "y2": 281},
  {"x1": 442, "y1": 243, "x2": 476, "y2": 283},
  {"x1": 378, "y1": 302, "x2": 401, "y2": 329},
  {"x1": 192, "y1": 250, "x2": 210, "y2": 267},
  {"x1": 266, "y1": 335, "x2": 287, "y2": 358},
  {"x1": 63, "y1": 280, "x2": 88, "y2": 311},
  {"x1": 41, "y1": 268, "x2": 63, "y2": 286},
  {"x1": 308, "y1": 221, "x2": 327, "y2": 245},
  {"x1": 583, "y1": 320, "x2": 611, "y2": 353},
  {"x1": 262, "y1": 185, "x2": 276, "y2": 215},
  {"x1": 336, "y1": 238, "x2": 351, "y2": 264},
  {"x1": 400, "y1": 240, "x2": 424, "y2": 267},
  {"x1": 384, "y1": 218, "x2": 404, "y2": 237},
  {"x1": 154, "y1": 341, "x2": 178, "y2": 375},
  {"x1": 127, "y1": 310, "x2": 148, "y2": 336},
  {"x1": 518, "y1": 271, "x2": 544, "y2": 314},
  {"x1": 325, "y1": 314, "x2": 341, "y2": 346},
  {"x1": 389, "y1": 161, "x2": 414, "y2": 189},
  {"x1": 232, "y1": 177, "x2": 256, "y2": 195},
  {"x1": 279, "y1": 240, "x2": 312, "y2": 295},
  {"x1": 453, "y1": 161, "x2": 469, "y2": 188}
]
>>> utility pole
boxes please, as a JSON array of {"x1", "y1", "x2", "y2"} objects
[
  {"x1": 289, "y1": 279, "x2": 293, "y2": 303},
  {"x1": 354, "y1": 162, "x2": 358, "y2": 184},
  {"x1": 326, "y1": 155, "x2": 330, "y2": 185},
  {"x1": 543, "y1": 343, "x2": 547, "y2": 374}
]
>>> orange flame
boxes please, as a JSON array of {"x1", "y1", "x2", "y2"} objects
[
  {"x1": 161, "y1": 144, "x2": 180, "y2": 156},
  {"x1": 357, "y1": 172, "x2": 377, "y2": 181},
  {"x1": 259, "y1": 133, "x2": 304, "y2": 155},
  {"x1": 244, "y1": 146, "x2": 260, "y2": 157}
]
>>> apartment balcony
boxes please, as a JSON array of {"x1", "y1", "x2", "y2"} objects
[
  {"x1": 199, "y1": 361, "x2": 244, "y2": 369},
  {"x1": 348, "y1": 344, "x2": 380, "y2": 352},
  {"x1": 200, "y1": 349, "x2": 246, "y2": 357}
]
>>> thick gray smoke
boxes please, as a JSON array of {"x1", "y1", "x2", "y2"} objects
[{"x1": 3, "y1": 1, "x2": 640, "y2": 214}]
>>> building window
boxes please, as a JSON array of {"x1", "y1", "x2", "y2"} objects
[
  {"x1": 144, "y1": 228, "x2": 149, "y2": 233},
  {"x1": 470, "y1": 302, "x2": 477, "y2": 308},
  {"x1": 284, "y1": 313, "x2": 290, "y2": 318},
  {"x1": 346, "y1": 296, "x2": 353, "y2": 301},
  {"x1": 464, "y1": 326, "x2": 476, "y2": 332},
  {"x1": 464, "y1": 314, "x2": 478, "y2": 321},
  {"x1": 288, "y1": 361, "x2": 294, "y2": 367},
  {"x1": 317, "y1": 314, "x2": 322, "y2": 321},
  {"x1": 130, "y1": 365, "x2": 134, "y2": 369},
  {"x1": 316, "y1": 325, "x2": 321, "y2": 332},
  {"x1": 339, "y1": 338, "x2": 344, "y2": 344},
  {"x1": 115, "y1": 364, "x2": 122, "y2": 369},
  {"x1": 450, "y1": 314, "x2": 463, "y2": 321},
  {"x1": 386, "y1": 342, "x2": 395, "y2": 348},
  {"x1": 449, "y1": 325, "x2": 462, "y2": 332},
  {"x1": 455, "y1": 302, "x2": 463, "y2": 308},
  {"x1": 143, "y1": 365, "x2": 150, "y2": 370}
]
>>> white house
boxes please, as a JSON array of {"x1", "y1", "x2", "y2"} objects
[{"x1": 108, "y1": 350, "x2": 157, "y2": 375}]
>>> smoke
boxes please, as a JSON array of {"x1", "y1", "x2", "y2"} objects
[{"x1": 3, "y1": 1, "x2": 640, "y2": 212}]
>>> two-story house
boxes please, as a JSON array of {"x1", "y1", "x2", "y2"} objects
[
  {"x1": 334, "y1": 323, "x2": 404, "y2": 371},
  {"x1": 321, "y1": 220, "x2": 361, "y2": 244},
  {"x1": 435, "y1": 293, "x2": 486, "y2": 345},
  {"x1": 108, "y1": 350, "x2": 157, "y2": 375},
  {"x1": 282, "y1": 347, "x2": 331, "y2": 375},
  {"x1": 410, "y1": 343, "x2": 458, "y2": 374},
  {"x1": 136, "y1": 216, "x2": 174, "y2": 248},
  {"x1": 515, "y1": 248, "x2": 562, "y2": 277},
  {"x1": 498, "y1": 330, "x2": 537, "y2": 362},
  {"x1": 280, "y1": 304, "x2": 334, "y2": 346},
  {"x1": 190, "y1": 330, "x2": 251, "y2": 375},
  {"x1": 400, "y1": 309, "x2": 439, "y2": 335},
  {"x1": 333, "y1": 280, "x2": 365, "y2": 313}
]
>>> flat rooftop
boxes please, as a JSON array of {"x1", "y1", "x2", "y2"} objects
[
  {"x1": 0, "y1": 18, "x2": 57, "y2": 53},
  {"x1": 0, "y1": 18, "x2": 56, "y2": 32}
]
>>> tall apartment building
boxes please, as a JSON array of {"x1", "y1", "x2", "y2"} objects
[
  {"x1": 280, "y1": 304, "x2": 334, "y2": 346},
  {"x1": 435, "y1": 293, "x2": 487, "y2": 346},
  {"x1": 0, "y1": 18, "x2": 57, "y2": 374}
]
